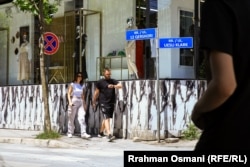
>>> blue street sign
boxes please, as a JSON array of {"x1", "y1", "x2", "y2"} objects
[
  {"x1": 159, "y1": 37, "x2": 193, "y2": 48},
  {"x1": 126, "y1": 28, "x2": 156, "y2": 40}
]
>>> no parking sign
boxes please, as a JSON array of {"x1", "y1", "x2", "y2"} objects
[{"x1": 44, "y1": 32, "x2": 59, "y2": 55}]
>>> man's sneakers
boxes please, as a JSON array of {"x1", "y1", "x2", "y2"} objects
[
  {"x1": 98, "y1": 132, "x2": 115, "y2": 142},
  {"x1": 81, "y1": 133, "x2": 91, "y2": 139},
  {"x1": 98, "y1": 132, "x2": 106, "y2": 138},
  {"x1": 67, "y1": 133, "x2": 73, "y2": 138},
  {"x1": 107, "y1": 134, "x2": 115, "y2": 142}
]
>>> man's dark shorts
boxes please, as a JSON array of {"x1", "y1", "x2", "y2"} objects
[{"x1": 100, "y1": 103, "x2": 114, "y2": 119}]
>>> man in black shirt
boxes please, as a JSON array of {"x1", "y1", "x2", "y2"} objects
[
  {"x1": 93, "y1": 67, "x2": 122, "y2": 142},
  {"x1": 191, "y1": 0, "x2": 250, "y2": 150}
]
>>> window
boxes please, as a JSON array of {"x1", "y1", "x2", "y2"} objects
[{"x1": 179, "y1": 10, "x2": 194, "y2": 66}]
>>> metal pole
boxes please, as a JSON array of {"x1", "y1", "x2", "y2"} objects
[
  {"x1": 79, "y1": 9, "x2": 83, "y2": 72},
  {"x1": 145, "y1": 0, "x2": 150, "y2": 79},
  {"x1": 194, "y1": 0, "x2": 199, "y2": 79},
  {"x1": 156, "y1": 29, "x2": 160, "y2": 143}
]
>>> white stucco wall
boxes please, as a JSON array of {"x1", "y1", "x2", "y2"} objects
[
  {"x1": 0, "y1": 4, "x2": 34, "y2": 85},
  {"x1": 158, "y1": 0, "x2": 195, "y2": 79},
  {"x1": 87, "y1": 0, "x2": 135, "y2": 56},
  {"x1": 86, "y1": 0, "x2": 135, "y2": 81}
]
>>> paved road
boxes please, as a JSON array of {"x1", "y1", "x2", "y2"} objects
[
  {"x1": 0, "y1": 129, "x2": 197, "y2": 166},
  {"x1": 0, "y1": 139, "x2": 194, "y2": 167},
  {"x1": 0, "y1": 143, "x2": 122, "y2": 167}
]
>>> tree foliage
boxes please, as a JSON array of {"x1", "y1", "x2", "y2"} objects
[{"x1": 13, "y1": 0, "x2": 58, "y2": 24}]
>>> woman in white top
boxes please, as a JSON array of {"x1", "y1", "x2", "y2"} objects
[{"x1": 67, "y1": 72, "x2": 91, "y2": 139}]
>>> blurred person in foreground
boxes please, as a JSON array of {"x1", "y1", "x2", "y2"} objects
[{"x1": 191, "y1": 0, "x2": 250, "y2": 150}]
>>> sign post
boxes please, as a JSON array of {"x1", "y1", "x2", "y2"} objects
[
  {"x1": 155, "y1": 30, "x2": 161, "y2": 143},
  {"x1": 125, "y1": 28, "x2": 162, "y2": 142},
  {"x1": 157, "y1": 36, "x2": 193, "y2": 140},
  {"x1": 125, "y1": 29, "x2": 194, "y2": 142},
  {"x1": 43, "y1": 32, "x2": 60, "y2": 82}
]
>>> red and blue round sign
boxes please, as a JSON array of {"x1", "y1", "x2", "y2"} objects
[{"x1": 44, "y1": 32, "x2": 59, "y2": 55}]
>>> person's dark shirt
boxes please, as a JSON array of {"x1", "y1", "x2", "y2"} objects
[
  {"x1": 197, "y1": 0, "x2": 250, "y2": 150},
  {"x1": 96, "y1": 78, "x2": 118, "y2": 104}
]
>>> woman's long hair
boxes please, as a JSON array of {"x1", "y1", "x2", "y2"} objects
[{"x1": 73, "y1": 72, "x2": 84, "y2": 86}]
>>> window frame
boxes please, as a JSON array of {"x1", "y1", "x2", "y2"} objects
[{"x1": 179, "y1": 8, "x2": 194, "y2": 67}]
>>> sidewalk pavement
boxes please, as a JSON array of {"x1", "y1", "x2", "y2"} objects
[{"x1": 0, "y1": 129, "x2": 198, "y2": 149}]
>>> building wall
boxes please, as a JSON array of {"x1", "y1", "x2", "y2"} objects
[
  {"x1": 87, "y1": 0, "x2": 135, "y2": 56},
  {"x1": 158, "y1": 0, "x2": 195, "y2": 79},
  {"x1": 0, "y1": 79, "x2": 206, "y2": 140},
  {"x1": 0, "y1": 6, "x2": 34, "y2": 85},
  {"x1": 86, "y1": 0, "x2": 135, "y2": 81},
  {"x1": 0, "y1": 0, "x2": 198, "y2": 83}
]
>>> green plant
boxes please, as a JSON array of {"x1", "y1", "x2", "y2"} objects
[
  {"x1": 182, "y1": 123, "x2": 201, "y2": 140},
  {"x1": 36, "y1": 131, "x2": 61, "y2": 139},
  {"x1": 13, "y1": 0, "x2": 58, "y2": 24}
]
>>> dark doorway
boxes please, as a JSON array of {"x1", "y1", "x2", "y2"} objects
[{"x1": 136, "y1": 0, "x2": 158, "y2": 79}]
